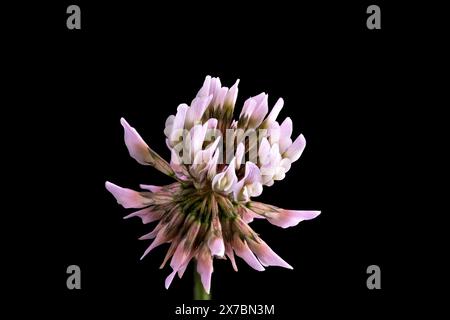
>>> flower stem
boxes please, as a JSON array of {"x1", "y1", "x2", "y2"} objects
[{"x1": 193, "y1": 264, "x2": 211, "y2": 300}]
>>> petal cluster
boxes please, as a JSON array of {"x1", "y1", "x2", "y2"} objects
[{"x1": 162, "y1": 76, "x2": 307, "y2": 201}]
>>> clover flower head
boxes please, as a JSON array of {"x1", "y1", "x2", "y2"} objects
[{"x1": 106, "y1": 76, "x2": 320, "y2": 294}]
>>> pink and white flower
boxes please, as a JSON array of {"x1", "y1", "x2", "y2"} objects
[{"x1": 106, "y1": 76, "x2": 320, "y2": 294}]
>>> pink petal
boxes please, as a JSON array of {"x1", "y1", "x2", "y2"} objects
[
  {"x1": 239, "y1": 206, "x2": 257, "y2": 223},
  {"x1": 261, "y1": 97, "x2": 284, "y2": 129},
  {"x1": 205, "y1": 118, "x2": 218, "y2": 130},
  {"x1": 279, "y1": 117, "x2": 293, "y2": 153},
  {"x1": 185, "y1": 95, "x2": 212, "y2": 129},
  {"x1": 139, "y1": 222, "x2": 163, "y2": 240},
  {"x1": 249, "y1": 93, "x2": 269, "y2": 128},
  {"x1": 184, "y1": 221, "x2": 201, "y2": 251},
  {"x1": 244, "y1": 162, "x2": 262, "y2": 184},
  {"x1": 233, "y1": 179, "x2": 246, "y2": 201},
  {"x1": 208, "y1": 236, "x2": 225, "y2": 257},
  {"x1": 280, "y1": 117, "x2": 293, "y2": 138},
  {"x1": 170, "y1": 239, "x2": 189, "y2": 270},
  {"x1": 212, "y1": 159, "x2": 237, "y2": 194},
  {"x1": 197, "y1": 249, "x2": 213, "y2": 294},
  {"x1": 266, "y1": 98, "x2": 284, "y2": 124},
  {"x1": 140, "y1": 226, "x2": 168, "y2": 260},
  {"x1": 120, "y1": 118, "x2": 153, "y2": 165},
  {"x1": 211, "y1": 87, "x2": 227, "y2": 110},
  {"x1": 284, "y1": 134, "x2": 306, "y2": 162},
  {"x1": 280, "y1": 158, "x2": 292, "y2": 172},
  {"x1": 207, "y1": 150, "x2": 220, "y2": 180},
  {"x1": 206, "y1": 77, "x2": 222, "y2": 100},
  {"x1": 269, "y1": 122, "x2": 281, "y2": 144},
  {"x1": 159, "y1": 241, "x2": 178, "y2": 269},
  {"x1": 139, "y1": 184, "x2": 163, "y2": 193},
  {"x1": 189, "y1": 124, "x2": 208, "y2": 161},
  {"x1": 268, "y1": 210, "x2": 321, "y2": 228},
  {"x1": 196, "y1": 76, "x2": 212, "y2": 97},
  {"x1": 123, "y1": 207, "x2": 162, "y2": 224},
  {"x1": 165, "y1": 269, "x2": 177, "y2": 289},
  {"x1": 163, "y1": 115, "x2": 175, "y2": 138},
  {"x1": 177, "y1": 258, "x2": 192, "y2": 279},
  {"x1": 170, "y1": 148, "x2": 183, "y2": 168},
  {"x1": 235, "y1": 143, "x2": 245, "y2": 168},
  {"x1": 239, "y1": 98, "x2": 257, "y2": 120},
  {"x1": 224, "y1": 79, "x2": 239, "y2": 107},
  {"x1": 258, "y1": 138, "x2": 271, "y2": 164},
  {"x1": 105, "y1": 181, "x2": 151, "y2": 209},
  {"x1": 252, "y1": 92, "x2": 267, "y2": 105},
  {"x1": 169, "y1": 104, "x2": 189, "y2": 144},
  {"x1": 225, "y1": 244, "x2": 238, "y2": 271},
  {"x1": 239, "y1": 93, "x2": 269, "y2": 129},
  {"x1": 242, "y1": 210, "x2": 254, "y2": 223},
  {"x1": 248, "y1": 239, "x2": 293, "y2": 269},
  {"x1": 138, "y1": 232, "x2": 156, "y2": 240},
  {"x1": 247, "y1": 182, "x2": 263, "y2": 198},
  {"x1": 233, "y1": 162, "x2": 262, "y2": 201},
  {"x1": 233, "y1": 236, "x2": 265, "y2": 271}
]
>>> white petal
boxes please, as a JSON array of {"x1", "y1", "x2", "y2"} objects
[
  {"x1": 235, "y1": 143, "x2": 245, "y2": 168},
  {"x1": 185, "y1": 95, "x2": 213, "y2": 129},
  {"x1": 280, "y1": 117, "x2": 293, "y2": 138},
  {"x1": 250, "y1": 93, "x2": 268, "y2": 128},
  {"x1": 163, "y1": 115, "x2": 175, "y2": 138},
  {"x1": 196, "y1": 75, "x2": 212, "y2": 97},
  {"x1": 212, "y1": 160, "x2": 237, "y2": 194},
  {"x1": 280, "y1": 158, "x2": 292, "y2": 172},
  {"x1": 262, "y1": 98, "x2": 284, "y2": 128},
  {"x1": 258, "y1": 137, "x2": 271, "y2": 165},
  {"x1": 269, "y1": 122, "x2": 281, "y2": 145},
  {"x1": 239, "y1": 98, "x2": 257, "y2": 120},
  {"x1": 233, "y1": 162, "x2": 263, "y2": 201},
  {"x1": 208, "y1": 236, "x2": 225, "y2": 257},
  {"x1": 284, "y1": 134, "x2": 306, "y2": 162},
  {"x1": 197, "y1": 250, "x2": 213, "y2": 294},
  {"x1": 207, "y1": 150, "x2": 220, "y2": 180},
  {"x1": 169, "y1": 104, "x2": 189, "y2": 145},
  {"x1": 279, "y1": 117, "x2": 293, "y2": 153},
  {"x1": 224, "y1": 79, "x2": 240, "y2": 108}
]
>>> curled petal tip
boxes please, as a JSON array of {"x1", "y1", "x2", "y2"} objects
[
  {"x1": 105, "y1": 180, "x2": 120, "y2": 195},
  {"x1": 280, "y1": 260, "x2": 294, "y2": 270},
  {"x1": 305, "y1": 210, "x2": 321, "y2": 219},
  {"x1": 120, "y1": 117, "x2": 132, "y2": 130}
]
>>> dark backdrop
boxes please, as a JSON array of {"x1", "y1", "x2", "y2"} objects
[{"x1": 8, "y1": 1, "x2": 423, "y2": 318}]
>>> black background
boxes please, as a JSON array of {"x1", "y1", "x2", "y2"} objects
[{"x1": 6, "y1": 1, "x2": 434, "y2": 318}]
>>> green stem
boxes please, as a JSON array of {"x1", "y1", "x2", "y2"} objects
[{"x1": 193, "y1": 264, "x2": 211, "y2": 300}]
